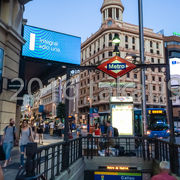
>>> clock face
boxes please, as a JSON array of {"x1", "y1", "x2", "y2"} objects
[{"x1": 107, "y1": 20, "x2": 113, "y2": 27}]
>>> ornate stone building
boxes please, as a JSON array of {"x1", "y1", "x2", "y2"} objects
[
  {"x1": 79, "y1": 0, "x2": 166, "y2": 119},
  {"x1": 0, "y1": 0, "x2": 30, "y2": 134}
]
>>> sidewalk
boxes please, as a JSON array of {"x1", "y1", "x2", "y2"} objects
[{"x1": 1, "y1": 134, "x2": 62, "y2": 180}]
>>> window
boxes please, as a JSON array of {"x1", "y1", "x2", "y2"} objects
[
  {"x1": 97, "y1": 75, "x2": 99, "y2": 80},
  {"x1": 109, "y1": 33, "x2": 112, "y2": 40},
  {"x1": 158, "y1": 67, "x2": 161, "y2": 72},
  {"x1": 125, "y1": 35, "x2": 128, "y2": 43},
  {"x1": 153, "y1": 86, "x2": 156, "y2": 90},
  {"x1": 108, "y1": 52, "x2": 113, "y2": 56},
  {"x1": 153, "y1": 96, "x2": 156, "y2": 102},
  {"x1": 125, "y1": 44, "x2": 128, "y2": 49},
  {"x1": 116, "y1": 8, "x2": 119, "y2": 19},
  {"x1": 132, "y1": 37, "x2": 135, "y2": 44},
  {"x1": 134, "y1": 74, "x2": 137, "y2": 79},
  {"x1": 109, "y1": 42, "x2": 112, "y2": 47},
  {"x1": 127, "y1": 93, "x2": 130, "y2": 96},
  {"x1": 152, "y1": 76, "x2": 155, "y2": 81},
  {"x1": 146, "y1": 95, "x2": 149, "y2": 101},
  {"x1": 159, "y1": 77, "x2": 162, "y2": 81},
  {"x1": 151, "y1": 58, "x2": 154, "y2": 63},
  {"x1": 159, "y1": 86, "x2": 162, "y2": 91},
  {"x1": 108, "y1": 8, "x2": 112, "y2": 18},
  {"x1": 152, "y1": 67, "x2": 155, "y2": 72},
  {"x1": 102, "y1": 53, "x2": 105, "y2": 58},
  {"x1": 127, "y1": 72, "x2": 130, "y2": 78},
  {"x1": 150, "y1": 41, "x2": 153, "y2": 48},
  {"x1": 156, "y1": 42, "x2": 159, "y2": 49},
  {"x1": 157, "y1": 50, "x2": 160, "y2": 55},
  {"x1": 158, "y1": 59, "x2": 161, "y2": 64},
  {"x1": 103, "y1": 44, "x2": 105, "y2": 48},
  {"x1": 133, "y1": 46, "x2": 135, "y2": 50},
  {"x1": 150, "y1": 49, "x2": 153, "y2": 54},
  {"x1": 103, "y1": 73, "x2": 105, "y2": 78}
]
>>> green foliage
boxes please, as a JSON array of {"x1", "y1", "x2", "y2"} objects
[{"x1": 56, "y1": 102, "x2": 66, "y2": 119}]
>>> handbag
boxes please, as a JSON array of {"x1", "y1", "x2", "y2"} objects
[{"x1": 0, "y1": 145, "x2": 5, "y2": 160}]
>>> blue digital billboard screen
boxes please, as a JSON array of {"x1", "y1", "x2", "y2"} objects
[{"x1": 22, "y1": 25, "x2": 81, "y2": 65}]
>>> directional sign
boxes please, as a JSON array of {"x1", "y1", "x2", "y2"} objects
[{"x1": 97, "y1": 56, "x2": 136, "y2": 79}]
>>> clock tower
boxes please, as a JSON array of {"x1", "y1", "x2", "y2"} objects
[{"x1": 101, "y1": 0, "x2": 124, "y2": 27}]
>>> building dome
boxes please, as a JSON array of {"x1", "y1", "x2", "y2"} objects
[{"x1": 101, "y1": 0, "x2": 124, "y2": 12}]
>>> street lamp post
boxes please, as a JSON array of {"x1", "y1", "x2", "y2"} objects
[
  {"x1": 112, "y1": 33, "x2": 120, "y2": 96},
  {"x1": 138, "y1": 0, "x2": 147, "y2": 135}
]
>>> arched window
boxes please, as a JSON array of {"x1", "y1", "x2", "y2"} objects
[
  {"x1": 109, "y1": 33, "x2": 112, "y2": 40},
  {"x1": 108, "y1": 8, "x2": 112, "y2": 18}
]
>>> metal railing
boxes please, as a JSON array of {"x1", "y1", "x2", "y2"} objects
[
  {"x1": 16, "y1": 138, "x2": 82, "y2": 180},
  {"x1": 16, "y1": 136, "x2": 180, "y2": 179},
  {"x1": 82, "y1": 136, "x2": 180, "y2": 176}
]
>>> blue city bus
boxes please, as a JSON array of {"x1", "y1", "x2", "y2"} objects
[
  {"x1": 134, "y1": 108, "x2": 170, "y2": 138},
  {"x1": 96, "y1": 108, "x2": 170, "y2": 138}
]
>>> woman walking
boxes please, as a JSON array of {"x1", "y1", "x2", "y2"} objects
[{"x1": 19, "y1": 120, "x2": 34, "y2": 168}]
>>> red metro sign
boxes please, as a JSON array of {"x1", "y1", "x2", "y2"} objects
[{"x1": 97, "y1": 56, "x2": 136, "y2": 79}]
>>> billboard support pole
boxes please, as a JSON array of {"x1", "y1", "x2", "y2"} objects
[
  {"x1": 165, "y1": 48, "x2": 175, "y2": 144},
  {"x1": 64, "y1": 68, "x2": 70, "y2": 142}
]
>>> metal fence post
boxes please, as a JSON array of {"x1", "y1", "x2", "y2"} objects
[{"x1": 62, "y1": 141, "x2": 69, "y2": 171}]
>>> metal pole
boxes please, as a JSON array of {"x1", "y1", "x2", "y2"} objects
[
  {"x1": 138, "y1": 0, "x2": 147, "y2": 135},
  {"x1": 64, "y1": 68, "x2": 70, "y2": 141},
  {"x1": 165, "y1": 48, "x2": 175, "y2": 144}
]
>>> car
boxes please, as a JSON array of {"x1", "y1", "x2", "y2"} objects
[{"x1": 174, "y1": 126, "x2": 180, "y2": 136}]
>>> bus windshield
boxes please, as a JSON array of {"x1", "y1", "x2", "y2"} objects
[{"x1": 148, "y1": 114, "x2": 168, "y2": 131}]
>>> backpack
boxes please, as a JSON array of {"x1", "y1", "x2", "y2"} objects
[
  {"x1": 113, "y1": 127, "x2": 119, "y2": 137},
  {"x1": 5, "y1": 126, "x2": 16, "y2": 141}
]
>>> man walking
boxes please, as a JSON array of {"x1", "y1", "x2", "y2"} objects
[
  {"x1": 49, "y1": 121, "x2": 54, "y2": 136},
  {"x1": 0, "y1": 119, "x2": 17, "y2": 167}
]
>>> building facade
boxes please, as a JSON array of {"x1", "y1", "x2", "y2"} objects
[
  {"x1": 0, "y1": 0, "x2": 31, "y2": 134},
  {"x1": 30, "y1": 72, "x2": 80, "y2": 121},
  {"x1": 164, "y1": 35, "x2": 180, "y2": 123},
  {"x1": 79, "y1": 0, "x2": 166, "y2": 119}
]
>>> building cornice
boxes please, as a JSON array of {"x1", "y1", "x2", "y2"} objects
[
  {"x1": 81, "y1": 23, "x2": 163, "y2": 49},
  {"x1": 0, "y1": 19, "x2": 25, "y2": 45}
]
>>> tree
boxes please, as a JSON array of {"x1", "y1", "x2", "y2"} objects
[{"x1": 56, "y1": 102, "x2": 66, "y2": 120}]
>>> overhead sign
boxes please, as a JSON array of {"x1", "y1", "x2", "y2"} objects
[
  {"x1": 94, "y1": 172, "x2": 142, "y2": 180},
  {"x1": 97, "y1": 56, "x2": 136, "y2": 79},
  {"x1": 110, "y1": 96, "x2": 133, "y2": 103},
  {"x1": 99, "y1": 82, "x2": 136, "y2": 88},
  {"x1": 22, "y1": 25, "x2": 81, "y2": 65}
]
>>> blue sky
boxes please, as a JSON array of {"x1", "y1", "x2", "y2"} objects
[{"x1": 24, "y1": 0, "x2": 180, "y2": 42}]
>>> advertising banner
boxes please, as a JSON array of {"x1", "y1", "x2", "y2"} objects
[
  {"x1": 22, "y1": 25, "x2": 81, "y2": 65},
  {"x1": 94, "y1": 172, "x2": 142, "y2": 180},
  {"x1": 110, "y1": 97, "x2": 134, "y2": 136}
]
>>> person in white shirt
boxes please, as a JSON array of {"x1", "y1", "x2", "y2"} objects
[{"x1": 49, "y1": 121, "x2": 54, "y2": 136}]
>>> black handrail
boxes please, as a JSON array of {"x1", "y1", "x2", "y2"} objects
[{"x1": 16, "y1": 136, "x2": 180, "y2": 179}]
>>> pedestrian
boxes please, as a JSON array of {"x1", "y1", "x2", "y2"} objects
[
  {"x1": 0, "y1": 165, "x2": 4, "y2": 180},
  {"x1": 49, "y1": 121, "x2": 54, "y2": 136},
  {"x1": 106, "y1": 121, "x2": 114, "y2": 137},
  {"x1": 37, "y1": 121, "x2": 44, "y2": 144},
  {"x1": 57, "y1": 121, "x2": 64, "y2": 137},
  {"x1": 94, "y1": 123, "x2": 101, "y2": 137},
  {"x1": 19, "y1": 120, "x2": 34, "y2": 168},
  {"x1": 151, "y1": 161, "x2": 177, "y2": 180},
  {"x1": 0, "y1": 118, "x2": 17, "y2": 167}
]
